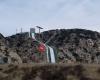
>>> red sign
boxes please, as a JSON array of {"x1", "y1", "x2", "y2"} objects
[{"x1": 38, "y1": 43, "x2": 46, "y2": 53}]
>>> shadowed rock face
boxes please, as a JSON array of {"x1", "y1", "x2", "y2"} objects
[{"x1": 1, "y1": 28, "x2": 100, "y2": 64}]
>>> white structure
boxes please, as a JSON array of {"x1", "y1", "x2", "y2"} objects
[
  {"x1": 46, "y1": 46, "x2": 56, "y2": 63},
  {"x1": 30, "y1": 28, "x2": 36, "y2": 40}
]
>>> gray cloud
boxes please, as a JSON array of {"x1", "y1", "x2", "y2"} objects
[{"x1": 0, "y1": 0, "x2": 100, "y2": 36}]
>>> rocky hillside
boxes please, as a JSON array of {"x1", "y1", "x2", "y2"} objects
[
  {"x1": 1, "y1": 28, "x2": 100, "y2": 64},
  {"x1": 41, "y1": 29, "x2": 100, "y2": 63}
]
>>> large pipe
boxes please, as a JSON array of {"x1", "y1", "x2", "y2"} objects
[{"x1": 48, "y1": 46, "x2": 56, "y2": 63}]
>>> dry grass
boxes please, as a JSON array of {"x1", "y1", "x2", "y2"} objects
[{"x1": 0, "y1": 63, "x2": 100, "y2": 80}]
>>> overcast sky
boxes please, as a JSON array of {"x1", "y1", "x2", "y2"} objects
[{"x1": 0, "y1": 0, "x2": 100, "y2": 36}]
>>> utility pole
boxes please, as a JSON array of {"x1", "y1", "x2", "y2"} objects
[
  {"x1": 16, "y1": 28, "x2": 18, "y2": 34},
  {"x1": 21, "y1": 28, "x2": 22, "y2": 33},
  {"x1": 36, "y1": 26, "x2": 43, "y2": 41}
]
